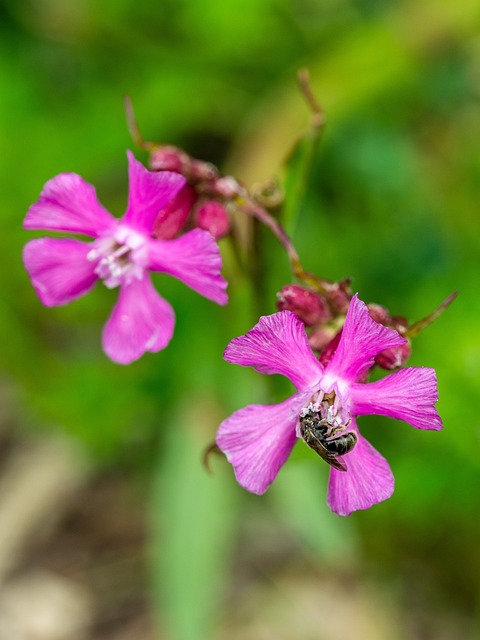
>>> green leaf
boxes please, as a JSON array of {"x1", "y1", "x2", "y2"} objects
[
  {"x1": 281, "y1": 119, "x2": 321, "y2": 236},
  {"x1": 150, "y1": 398, "x2": 239, "y2": 640}
]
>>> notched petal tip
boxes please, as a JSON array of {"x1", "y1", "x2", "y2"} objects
[
  {"x1": 102, "y1": 277, "x2": 175, "y2": 364},
  {"x1": 23, "y1": 237, "x2": 98, "y2": 307},
  {"x1": 216, "y1": 396, "x2": 302, "y2": 495},
  {"x1": 223, "y1": 311, "x2": 322, "y2": 390},
  {"x1": 325, "y1": 293, "x2": 407, "y2": 384},
  {"x1": 124, "y1": 151, "x2": 186, "y2": 233},
  {"x1": 351, "y1": 366, "x2": 442, "y2": 431},
  {"x1": 23, "y1": 173, "x2": 115, "y2": 236},
  {"x1": 327, "y1": 425, "x2": 395, "y2": 516}
]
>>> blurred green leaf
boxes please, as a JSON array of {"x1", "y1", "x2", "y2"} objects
[{"x1": 150, "y1": 398, "x2": 240, "y2": 640}]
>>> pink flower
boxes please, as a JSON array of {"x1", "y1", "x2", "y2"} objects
[
  {"x1": 216, "y1": 294, "x2": 442, "y2": 515},
  {"x1": 23, "y1": 152, "x2": 228, "y2": 364}
]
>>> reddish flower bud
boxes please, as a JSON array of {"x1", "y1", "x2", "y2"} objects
[
  {"x1": 368, "y1": 303, "x2": 392, "y2": 325},
  {"x1": 308, "y1": 325, "x2": 336, "y2": 352},
  {"x1": 324, "y1": 279, "x2": 352, "y2": 314},
  {"x1": 152, "y1": 184, "x2": 197, "y2": 240},
  {"x1": 375, "y1": 341, "x2": 412, "y2": 370},
  {"x1": 277, "y1": 285, "x2": 331, "y2": 326},
  {"x1": 194, "y1": 200, "x2": 230, "y2": 239},
  {"x1": 211, "y1": 176, "x2": 242, "y2": 198},
  {"x1": 149, "y1": 145, "x2": 191, "y2": 174},
  {"x1": 189, "y1": 159, "x2": 219, "y2": 183}
]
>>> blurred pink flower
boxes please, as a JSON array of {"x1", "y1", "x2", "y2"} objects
[
  {"x1": 216, "y1": 294, "x2": 441, "y2": 515},
  {"x1": 23, "y1": 152, "x2": 228, "y2": 364}
]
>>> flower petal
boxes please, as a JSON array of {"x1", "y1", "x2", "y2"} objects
[
  {"x1": 148, "y1": 228, "x2": 228, "y2": 305},
  {"x1": 24, "y1": 173, "x2": 115, "y2": 236},
  {"x1": 327, "y1": 421, "x2": 394, "y2": 516},
  {"x1": 324, "y1": 294, "x2": 406, "y2": 385},
  {"x1": 224, "y1": 311, "x2": 323, "y2": 390},
  {"x1": 350, "y1": 367, "x2": 442, "y2": 430},
  {"x1": 122, "y1": 151, "x2": 186, "y2": 233},
  {"x1": 23, "y1": 238, "x2": 98, "y2": 306},
  {"x1": 102, "y1": 276, "x2": 175, "y2": 364},
  {"x1": 217, "y1": 394, "x2": 305, "y2": 494}
]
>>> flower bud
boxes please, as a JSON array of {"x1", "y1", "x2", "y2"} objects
[
  {"x1": 211, "y1": 176, "x2": 242, "y2": 198},
  {"x1": 149, "y1": 145, "x2": 191, "y2": 174},
  {"x1": 189, "y1": 159, "x2": 219, "y2": 183},
  {"x1": 325, "y1": 279, "x2": 352, "y2": 314},
  {"x1": 308, "y1": 325, "x2": 336, "y2": 352},
  {"x1": 368, "y1": 303, "x2": 391, "y2": 325},
  {"x1": 277, "y1": 285, "x2": 331, "y2": 326},
  {"x1": 152, "y1": 184, "x2": 197, "y2": 240},
  {"x1": 375, "y1": 341, "x2": 412, "y2": 370},
  {"x1": 194, "y1": 200, "x2": 230, "y2": 239}
]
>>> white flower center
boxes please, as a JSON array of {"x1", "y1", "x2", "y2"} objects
[{"x1": 87, "y1": 225, "x2": 149, "y2": 288}]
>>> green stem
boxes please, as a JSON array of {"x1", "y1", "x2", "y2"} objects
[
  {"x1": 235, "y1": 196, "x2": 304, "y2": 278},
  {"x1": 405, "y1": 291, "x2": 458, "y2": 338}
]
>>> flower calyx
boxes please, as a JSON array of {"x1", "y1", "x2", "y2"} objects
[{"x1": 149, "y1": 144, "x2": 235, "y2": 240}]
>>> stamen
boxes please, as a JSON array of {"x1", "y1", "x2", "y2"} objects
[
  {"x1": 300, "y1": 389, "x2": 351, "y2": 433},
  {"x1": 87, "y1": 226, "x2": 148, "y2": 288},
  {"x1": 299, "y1": 402, "x2": 320, "y2": 417},
  {"x1": 111, "y1": 244, "x2": 131, "y2": 260}
]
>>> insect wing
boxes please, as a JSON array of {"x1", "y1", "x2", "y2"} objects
[
  {"x1": 302, "y1": 424, "x2": 348, "y2": 472},
  {"x1": 324, "y1": 453, "x2": 348, "y2": 472}
]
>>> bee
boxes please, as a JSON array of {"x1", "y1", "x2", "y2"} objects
[{"x1": 299, "y1": 404, "x2": 357, "y2": 472}]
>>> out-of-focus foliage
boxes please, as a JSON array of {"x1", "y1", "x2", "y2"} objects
[{"x1": 1, "y1": 0, "x2": 479, "y2": 638}]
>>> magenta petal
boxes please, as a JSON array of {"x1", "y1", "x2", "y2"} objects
[
  {"x1": 224, "y1": 311, "x2": 323, "y2": 390},
  {"x1": 327, "y1": 421, "x2": 394, "y2": 516},
  {"x1": 217, "y1": 394, "x2": 304, "y2": 494},
  {"x1": 102, "y1": 277, "x2": 175, "y2": 364},
  {"x1": 325, "y1": 294, "x2": 406, "y2": 384},
  {"x1": 350, "y1": 367, "x2": 442, "y2": 430},
  {"x1": 23, "y1": 238, "x2": 97, "y2": 306},
  {"x1": 122, "y1": 151, "x2": 186, "y2": 233},
  {"x1": 24, "y1": 173, "x2": 115, "y2": 236},
  {"x1": 148, "y1": 228, "x2": 228, "y2": 305}
]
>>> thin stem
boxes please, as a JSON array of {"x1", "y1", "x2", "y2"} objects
[
  {"x1": 203, "y1": 442, "x2": 223, "y2": 474},
  {"x1": 230, "y1": 70, "x2": 329, "y2": 286},
  {"x1": 405, "y1": 291, "x2": 458, "y2": 338},
  {"x1": 123, "y1": 95, "x2": 157, "y2": 152},
  {"x1": 234, "y1": 194, "x2": 337, "y2": 296},
  {"x1": 297, "y1": 68, "x2": 326, "y2": 135},
  {"x1": 235, "y1": 195, "x2": 305, "y2": 279}
]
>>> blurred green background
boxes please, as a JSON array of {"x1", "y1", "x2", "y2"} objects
[{"x1": 0, "y1": 0, "x2": 479, "y2": 638}]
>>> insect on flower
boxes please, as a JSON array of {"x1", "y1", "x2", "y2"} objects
[
  {"x1": 299, "y1": 400, "x2": 357, "y2": 472},
  {"x1": 216, "y1": 294, "x2": 442, "y2": 515}
]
